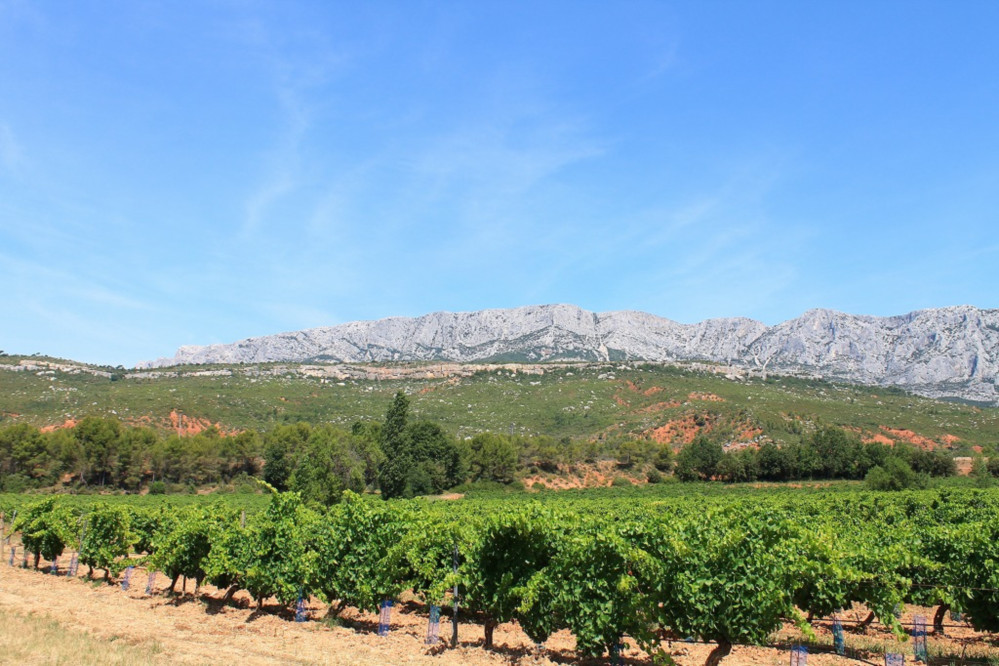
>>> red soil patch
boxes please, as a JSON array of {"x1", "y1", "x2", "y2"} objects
[
  {"x1": 646, "y1": 415, "x2": 709, "y2": 446},
  {"x1": 40, "y1": 418, "x2": 78, "y2": 433},
  {"x1": 168, "y1": 410, "x2": 236, "y2": 437},
  {"x1": 523, "y1": 461, "x2": 636, "y2": 490},
  {"x1": 954, "y1": 457, "x2": 973, "y2": 475},
  {"x1": 858, "y1": 427, "x2": 958, "y2": 451},
  {"x1": 622, "y1": 381, "x2": 665, "y2": 397},
  {"x1": 879, "y1": 427, "x2": 937, "y2": 450},
  {"x1": 635, "y1": 401, "x2": 681, "y2": 414},
  {"x1": 735, "y1": 424, "x2": 763, "y2": 443},
  {"x1": 646, "y1": 414, "x2": 761, "y2": 449},
  {"x1": 688, "y1": 392, "x2": 724, "y2": 402}
]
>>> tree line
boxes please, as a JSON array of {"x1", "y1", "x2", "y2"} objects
[
  {"x1": 1, "y1": 392, "x2": 980, "y2": 497},
  {"x1": 677, "y1": 426, "x2": 960, "y2": 487}
]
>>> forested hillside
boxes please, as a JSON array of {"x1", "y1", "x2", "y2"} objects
[
  {"x1": 2, "y1": 355, "x2": 997, "y2": 495},
  {"x1": 3, "y1": 356, "x2": 997, "y2": 445}
]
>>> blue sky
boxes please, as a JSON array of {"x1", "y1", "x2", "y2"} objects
[{"x1": 1, "y1": 1, "x2": 997, "y2": 366}]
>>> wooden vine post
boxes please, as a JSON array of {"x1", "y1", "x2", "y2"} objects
[{"x1": 451, "y1": 540, "x2": 459, "y2": 648}]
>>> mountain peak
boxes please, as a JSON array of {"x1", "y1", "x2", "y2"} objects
[{"x1": 139, "y1": 304, "x2": 999, "y2": 404}]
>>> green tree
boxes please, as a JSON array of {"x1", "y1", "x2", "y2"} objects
[
  {"x1": 0, "y1": 424, "x2": 61, "y2": 488},
  {"x1": 378, "y1": 393, "x2": 467, "y2": 498},
  {"x1": 718, "y1": 448, "x2": 759, "y2": 483},
  {"x1": 220, "y1": 430, "x2": 262, "y2": 477},
  {"x1": 615, "y1": 439, "x2": 654, "y2": 468},
  {"x1": 407, "y1": 420, "x2": 467, "y2": 491},
  {"x1": 675, "y1": 435, "x2": 724, "y2": 481},
  {"x1": 383, "y1": 391, "x2": 409, "y2": 449},
  {"x1": 74, "y1": 416, "x2": 124, "y2": 487},
  {"x1": 808, "y1": 426, "x2": 857, "y2": 479},
  {"x1": 652, "y1": 444, "x2": 674, "y2": 473},
  {"x1": 757, "y1": 441, "x2": 787, "y2": 481},
  {"x1": 378, "y1": 392, "x2": 412, "y2": 499},
  {"x1": 469, "y1": 433, "x2": 519, "y2": 483},
  {"x1": 262, "y1": 423, "x2": 311, "y2": 491},
  {"x1": 350, "y1": 420, "x2": 385, "y2": 487},
  {"x1": 289, "y1": 426, "x2": 367, "y2": 505},
  {"x1": 970, "y1": 456, "x2": 994, "y2": 487},
  {"x1": 864, "y1": 457, "x2": 927, "y2": 491},
  {"x1": 119, "y1": 426, "x2": 157, "y2": 489}
]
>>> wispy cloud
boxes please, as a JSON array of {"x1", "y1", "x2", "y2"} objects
[
  {"x1": 0, "y1": 251, "x2": 153, "y2": 312},
  {"x1": 232, "y1": 15, "x2": 347, "y2": 239}
]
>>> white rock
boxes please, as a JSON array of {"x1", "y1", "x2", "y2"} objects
[{"x1": 137, "y1": 303, "x2": 999, "y2": 404}]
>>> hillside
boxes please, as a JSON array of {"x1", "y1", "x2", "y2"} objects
[{"x1": 2, "y1": 355, "x2": 996, "y2": 453}]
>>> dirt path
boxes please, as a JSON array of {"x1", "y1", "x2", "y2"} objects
[
  {"x1": 0, "y1": 562, "x2": 588, "y2": 665},
  {"x1": 2, "y1": 562, "x2": 997, "y2": 665}
]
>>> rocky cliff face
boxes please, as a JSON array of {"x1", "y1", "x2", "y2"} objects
[{"x1": 139, "y1": 304, "x2": 999, "y2": 404}]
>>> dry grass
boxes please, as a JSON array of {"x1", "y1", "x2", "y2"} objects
[{"x1": 0, "y1": 607, "x2": 165, "y2": 665}]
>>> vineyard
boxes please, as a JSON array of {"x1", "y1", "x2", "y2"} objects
[{"x1": 3, "y1": 486, "x2": 999, "y2": 665}]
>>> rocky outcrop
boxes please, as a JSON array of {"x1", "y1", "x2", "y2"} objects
[
  {"x1": 747, "y1": 306, "x2": 999, "y2": 403},
  {"x1": 139, "y1": 304, "x2": 999, "y2": 404}
]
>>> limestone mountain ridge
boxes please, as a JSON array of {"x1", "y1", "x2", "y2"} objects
[{"x1": 139, "y1": 304, "x2": 999, "y2": 404}]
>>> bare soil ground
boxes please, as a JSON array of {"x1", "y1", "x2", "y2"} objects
[{"x1": 1, "y1": 558, "x2": 997, "y2": 666}]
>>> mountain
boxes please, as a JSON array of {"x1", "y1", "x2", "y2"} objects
[{"x1": 139, "y1": 304, "x2": 999, "y2": 404}]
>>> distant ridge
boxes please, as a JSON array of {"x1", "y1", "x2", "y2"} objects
[{"x1": 139, "y1": 304, "x2": 999, "y2": 404}]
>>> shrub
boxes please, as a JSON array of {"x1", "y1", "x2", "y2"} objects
[
  {"x1": 864, "y1": 457, "x2": 927, "y2": 491},
  {"x1": 1, "y1": 473, "x2": 30, "y2": 493},
  {"x1": 971, "y1": 457, "x2": 995, "y2": 488},
  {"x1": 653, "y1": 446, "x2": 674, "y2": 472}
]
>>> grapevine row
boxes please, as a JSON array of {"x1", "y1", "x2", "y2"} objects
[{"x1": 3, "y1": 487, "x2": 999, "y2": 665}]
